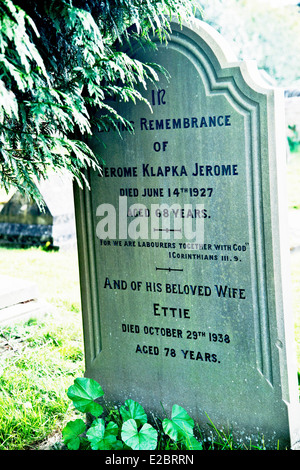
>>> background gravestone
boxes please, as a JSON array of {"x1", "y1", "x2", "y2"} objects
[
  {"x1": 0, "y1": 275, "x2": 42, "y2": 325},
  {"x1": 74, "y1": 19, "x2": 300, "y2": 448},
  {"x1": 0, "y1": 173, "x2": 76, "y2": 249}
]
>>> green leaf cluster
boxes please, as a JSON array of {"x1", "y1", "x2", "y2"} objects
[
  {"x1": 62, "y1": 377, "x2": 203, "y2": 451},
  {"x1": 0, "y1": 0, "x2": 199, "y2": 203},
  {"x1": 67, "y1": 377, "x2": 104, "y2": 417},
  {"x1": 162, "y1": 404, "x2": 203, "y2": 450}
]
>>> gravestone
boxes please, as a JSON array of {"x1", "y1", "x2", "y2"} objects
[
  {"x1": 74, "y1": 19, "x2": 300, "y2": 449},
  {"x1": 0, "y1": 173, "x2": 76, "y2": 249},
  {"x1": 0, "y1": 275, "x2": 42, "y2": 325}
]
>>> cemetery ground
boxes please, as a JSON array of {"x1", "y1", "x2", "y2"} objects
[
  {"x1": 0, "y1": 247, "x2": 84, "y2": 450},
  {"x1": 0, "y1": 151, "x2": 299, "y2": 451}
]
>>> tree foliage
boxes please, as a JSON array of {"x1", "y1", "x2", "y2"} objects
[
  {"x1": 0, "y1": 0, "x2": 198, "y2": 202},
  {"x1": 198, "y1": 0, "x2": 300, "y2": 89}
]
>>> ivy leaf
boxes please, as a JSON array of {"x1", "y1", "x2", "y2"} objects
[
  {"x1": 120, "y1": 399, "x2": 147, "y2": 427},
  {"x1": 182, "y1": 435, "x2": 203, "y2": 450},
  {"x1": 86, "y1": 418, "x2": 105, "y2": 449},
  {"x1": 121, "y1": 419, "x2": 158, "y2": 450},
  {"x1": 67, "y1": 377, "x2": 104, "y2": 417},
  {"x1": 162, "y1": 405, "x2": 195, "y2": 442},
  {"x1": 62, "y1": 419, "x2": 86, "y2": 450},
  {"x1": 86, "y1": 419, "x2": 121, "y2": 450}
]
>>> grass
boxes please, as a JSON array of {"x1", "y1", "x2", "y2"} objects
[
  {"x1": 0, "y1": 247, "x2": 85, "y2": 450},
  {"x1": 0, "y1": 152, "x2": 299, "y2": 451}
]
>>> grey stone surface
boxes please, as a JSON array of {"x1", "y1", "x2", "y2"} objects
[
  {"x1": 0, "y1": 300, "x2": 43, "y2": 325},
  {"x1": 0, "y1": 275, "x2": 46, "y2": 324},
  {"x1": 0, "y1": 275, "x2": 38, "y2": 310},
  {"x1": 74, "y1": 19, "x2": 300, "y2": 449}
]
